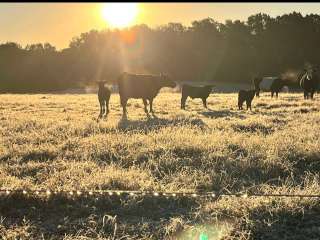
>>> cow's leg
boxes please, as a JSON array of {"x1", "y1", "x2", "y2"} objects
[
  {"x1": 102, "y1": 100, "x2": 107, "y2": 119},
  {"x1": 120, "y1": 97, "x2": 128, "y2": 115},
  {"x1": 181, "y1": 95, "x2": 187, "y2": 110},
  {"x1": 311, "y1": 90, "x2": 315, "y2": 100},
  {"x1": 105, "y1": 99, "x2": 110, "y2": 115},
  {"x1": 202, "y1": 98, "x2": 207, "y2": 108},
  {"x1": 276, "y1": 92, "x2": 279, "y2": 98},
  {"x1": 238, "y1": 99, "x2": 242, "y2": 110},
  {"x1": 98, "y1": 105, "x2": 102, "y2": 118},
  {"x1": 99, "y1": 101, "x2": 102, "y2": 117},
  {"x1": 304, "y1": 91, "x2": 308, "y2": 99},
  {"x1": 149, "y1": 98, "x2": 154, "y2": 113},
  {"x1": 99, "y1": 100, "x2": 104, "y2": 118},
  {"x1": 142, "y1": 99, "x2": 148, "y2": 114},
  {"x1": 103, "y1": 100, "x2": 106, "y2": 115},
  {"x1": 103, "y1": 100, "x2": 107, "y2": 116},
  {"x1": 271, "y1": 91, "x2": 274, "y2": 98}
]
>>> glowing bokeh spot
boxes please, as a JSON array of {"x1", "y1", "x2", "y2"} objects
[
  {"x1": 172, "y1": 221, "x2": 233, "y2": 240},
  {"x1": 199, "y1": 233, "x2": 209, "y2": 240}
]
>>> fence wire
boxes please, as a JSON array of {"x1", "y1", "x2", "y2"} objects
[{"x1": 1, "y1": 189, "x2": 319, "y2": 199}]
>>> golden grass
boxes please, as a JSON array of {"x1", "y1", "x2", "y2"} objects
[{"x1": 0, "y1": 92, "x2": 320, "y2": 239}]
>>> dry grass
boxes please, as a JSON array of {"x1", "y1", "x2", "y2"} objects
[{"x1": 0, "y1": 92, "x2": 320, "y2": 239}]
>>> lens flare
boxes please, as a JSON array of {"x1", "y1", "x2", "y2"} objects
[
  {"x1": 101, "y1": 3, "x2": 139, "y2": 28},
  {"x1": 172, "y1": 221, "x2": 233, "y2": 240}
]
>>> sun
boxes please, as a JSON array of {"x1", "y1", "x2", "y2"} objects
[{"x1": 101, "y1": 3, "x2": 139, "y2": 28}]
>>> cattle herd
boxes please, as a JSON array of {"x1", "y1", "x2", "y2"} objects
[{"x1": 97, "y1": 67, "x2": 319, "y2": 118}]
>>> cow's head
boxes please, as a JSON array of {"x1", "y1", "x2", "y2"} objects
[
  {"x1": 159, "y1": 73, "x2": 176, "y2": 88},
  {"x1": 303, "y1": 64, "x2": 319, "y2": 81},
  {"x1": 305, "y1": 68, "x2": 315, "y2": 81}
]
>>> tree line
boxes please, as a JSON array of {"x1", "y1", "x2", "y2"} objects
[{"x1": 1, "y1": 12, "x2": 320, "y2": 93}]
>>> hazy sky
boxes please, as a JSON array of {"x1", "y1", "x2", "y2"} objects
[{"x1": 1, "y1": 3, "x2": 320, "y2": 50}]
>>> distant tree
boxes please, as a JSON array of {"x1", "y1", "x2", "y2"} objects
[{"x1": 1, "y1": 12, "x2": 320, "y2": 92}]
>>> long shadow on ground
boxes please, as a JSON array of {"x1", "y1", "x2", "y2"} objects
[
  {"x1": 117, "y1": 114, "x2": 208, "y2": 133},
  {"x1": 199, "y1": 109, "x2": 246, "y2": 119},
  {"x1": 0, "y1": 194, "x2": 200, "y2": 239},
  {"x1": 2, "y1": 192, "x2": 320, "y2": 239}
]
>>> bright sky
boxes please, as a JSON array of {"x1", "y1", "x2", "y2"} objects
[{"x1": 1, "y1": 3, "x2": 320, "y2": 50}]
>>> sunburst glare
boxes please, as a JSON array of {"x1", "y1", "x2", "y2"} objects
[{"x1": 101, "y1": 3, "x2": 139, "y2": 28}]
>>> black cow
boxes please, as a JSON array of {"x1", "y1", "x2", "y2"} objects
[
  {"x1": 97, "y1": 81, "x2": 111, "y2": 119},
  {"x1": 300, "y1": 67, "x2": 319, "y2": 99},
  {"x1": 253, "y1": 76, "x2": 288, "y2": 98},
  {"x1": 238, "y1": 90, "x2": 256, "y2": 110},
  {"x1": 117, "y1": 72, "x2": 176, "y2": 116},
  {"x1": 181, "y1": 85, "x2": 214, "y2": 110}
]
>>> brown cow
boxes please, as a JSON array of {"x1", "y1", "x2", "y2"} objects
[{"x1": 117, "y1": 72, "x2": 176, "y2": 116}]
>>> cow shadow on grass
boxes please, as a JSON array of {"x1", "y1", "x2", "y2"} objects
[
  {"x1": 0, "y1": 194, "x2": 200, "y2": 239},
  {"x1": 199, "y1": 109, "x2": 246, "y2": 119},
  {"x1": 117, "y1": 114, "x2": 208, "y2": 133},
  {"x1": 0, "y1": 150, "x2": 58, "y2": 164}
]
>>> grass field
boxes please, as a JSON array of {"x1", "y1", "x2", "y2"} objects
[{"x1": 0, "y1": 92, "x2": 320, "y2": 239}]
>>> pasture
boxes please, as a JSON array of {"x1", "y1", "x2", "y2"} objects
[{"x1": 0, "y1": 92, "x2": 320, "y2": 239}]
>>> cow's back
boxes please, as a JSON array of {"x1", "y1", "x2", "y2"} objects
[
  {"x1": 238, "y1": 90, "x2": 247, "y2": 100},
  {"x1": 182, "y1": 85, "x2": 195, "y2": 96},
  {"x1": 182, "y1": 85, "x2": 210, "y2": 98},
  {"x1": 259, "y1": 78, "x2": 274, "y2": 91},
  {"x1": 118, "y1": 73, "x2": 161, "y2": 99}
]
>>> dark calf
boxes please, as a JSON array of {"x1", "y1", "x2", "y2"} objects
[
  {"x1": 238, "y1": 90, "x2": 256, "y2": 110},
  {"x1": 98, "y1": 81, "x2": 111, "y2": 118},
  {"x1": 270, "y1": 77, "x2": 286, "y2": 98},
  {"x1": 181, "y1": 84, "x2": 214, "y2": 110}
]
